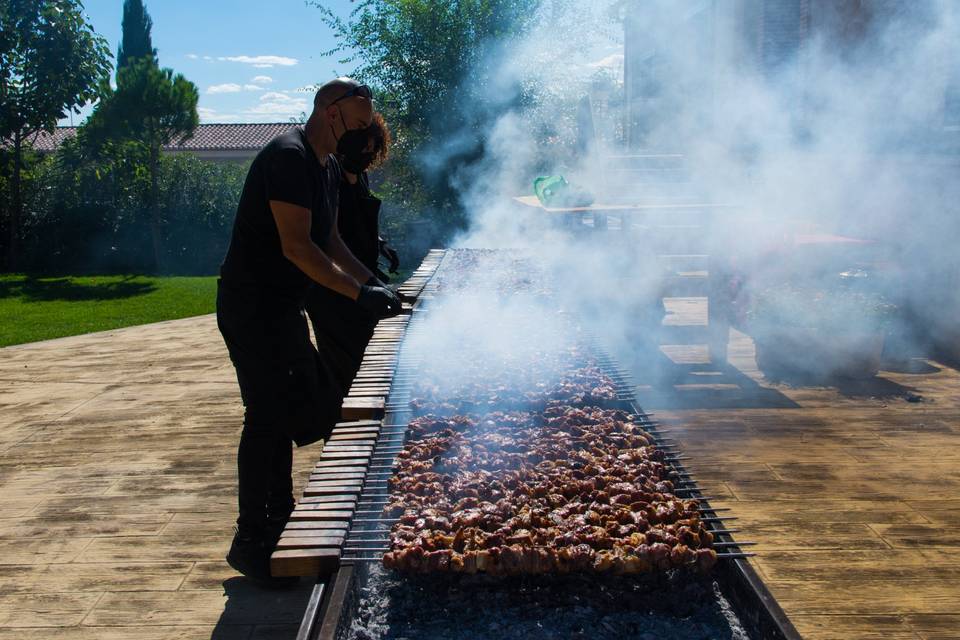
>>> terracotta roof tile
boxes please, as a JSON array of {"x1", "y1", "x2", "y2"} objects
[
  {"x1": 23, "y1": 127, "x2": 79, "y2": 152},
  {"x1": 20, "y1": 123, "x2": 299, "y2": 153},
  {"x1": 170, "y1": 123, "x2": 299, "y2": 150}
]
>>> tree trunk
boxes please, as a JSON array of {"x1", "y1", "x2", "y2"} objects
[
  {"x1": 8, "y1": 131, "x2": 23, "y2": 272},
  {"x1": 149, "y1": 145, "x2": 162, "y2": 273}
]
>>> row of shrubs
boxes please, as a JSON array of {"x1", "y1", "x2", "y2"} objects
[
  {"x1": 1, "y1": 139, "x2": 246, "y2": 275},
  {"x1": 2, "y1": 139, "x2": 443, "y2": 276}
]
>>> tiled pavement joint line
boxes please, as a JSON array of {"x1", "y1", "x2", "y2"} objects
[
  {"x1": 2, "y1": 384, "x2": 115, "y2": 451},
  {"x1": 76, "y1": 591, "x2": 108, "y2": 627}
]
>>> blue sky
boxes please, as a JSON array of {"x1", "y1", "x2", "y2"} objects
[{"x1": 62, "y1": 0, "x2": 359, "y2": 125}]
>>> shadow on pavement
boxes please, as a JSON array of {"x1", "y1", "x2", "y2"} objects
[
  {"x1": 0, "y1": 275, "x2": 156, "y2": 302},
  {"x1": 632, "y1": 356, "x2": 802, "y2": 410},
  {"x1": 210, "y1": 576, "x2": 312, "y2": 640}
]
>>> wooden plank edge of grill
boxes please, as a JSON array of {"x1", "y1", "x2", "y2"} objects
[
  {"x1": 272, "y1": 251, "x2": 446, "y2": 582},
  {"x1": 271, "y1": 548, "x2": 341, "y2": 577},
  {"x1": 341, "y1": 396, "x2": 386, "y2": 420}
]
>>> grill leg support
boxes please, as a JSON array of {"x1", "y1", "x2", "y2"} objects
[
  {"x1": 316, "y1": 565, "x2": 356, "y2": 640},
  {"x1": 295, "y1": 579, "x2": 326, "y2": 640}
]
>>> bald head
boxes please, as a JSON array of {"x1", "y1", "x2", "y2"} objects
[
  {"x1": 313, "y1": 77, "x2": 372, "y2": 124},
  {"x1": 305, "y1": 77, "x2": 374, "y2": 156},
  {"x1": 314, "y1": 77, "x2": 367, "y2": 108}
]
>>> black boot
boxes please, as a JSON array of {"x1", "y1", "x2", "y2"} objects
[
  {"x1": 266, "y1": 491, "x2": 296, "y2": 545},
  {"x1": 265, "y1": 508, "x2": 294, "y2": 546},
  {"x1": 226, "y1": 528, "x2": 299, "y2": 588}
]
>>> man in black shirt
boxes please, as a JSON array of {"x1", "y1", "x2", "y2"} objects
[{"x1": 217, "y1": 77, "x2": 400, "y2": 585}]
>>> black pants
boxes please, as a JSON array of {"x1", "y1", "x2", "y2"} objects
[{"x1": 217, "y1": 280, "x2": 338, "y2": 536}]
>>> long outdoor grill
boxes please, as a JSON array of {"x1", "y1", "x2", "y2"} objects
[{"x1": 276, "y1": 249, "x2": 800, "y2": 640}]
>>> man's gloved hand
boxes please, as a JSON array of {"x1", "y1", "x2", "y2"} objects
[
  {"x1": 389, "y1": 285, "x2": 416, "y2": 304},
  {"x1": 379, "y1": 239, "x2": 400, "y2": 274},
  {"x1": 356, "y1": 277, "x2": 402, "y2": 318}
]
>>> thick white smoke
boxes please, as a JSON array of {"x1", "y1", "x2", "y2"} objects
[{"x1": 411, "y1": 0, "x2": 960, "y2": 386}]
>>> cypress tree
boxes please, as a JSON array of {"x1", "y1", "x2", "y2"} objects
[
  {"x1": 84, "y1": 0, "x2": 198, "y2": 272},
  {"x1": 117, "y1": 0, "x2": 157, "y2": 71}
]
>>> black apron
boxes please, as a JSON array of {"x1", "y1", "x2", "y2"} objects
[{"x1": 305, "y1": 176, "x2": 383, "y2": 399}]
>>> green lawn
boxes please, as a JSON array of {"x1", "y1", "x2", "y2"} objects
[{"x1": 0, "y1": 274, "x2": 218, "y2": 348}]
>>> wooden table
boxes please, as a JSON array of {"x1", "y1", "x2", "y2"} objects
[
  {"x1": 513, "y1": 194, "x2": 737, "y2": 362},
  {"x1": 512, "y1": 194, "x2": 735, "y2": 233}
]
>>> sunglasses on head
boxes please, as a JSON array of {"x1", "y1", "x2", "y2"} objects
[{"x1": 331, "y1": 84, "x2": 373, "y2": 104}]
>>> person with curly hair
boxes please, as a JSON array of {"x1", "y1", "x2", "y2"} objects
[{"x1": 306, "y1": 111, "x2": 404, "y2": 401}]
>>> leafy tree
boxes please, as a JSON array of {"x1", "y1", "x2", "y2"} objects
[
  {"x1": 0, "y1": 0, "x2": 111, "y2": 270},
  {"x1": 82, "y1": 0, "x2": 197, "y2": 271},
  {"x1": 312, "y1": 0, "x2": 541, "y2": 243},
  {"x1": 117, "y1": 0, "x2": 157, "y2": 71},
  {"x1": 84, "y1": 58, "x2": 199, "y2": 271}
]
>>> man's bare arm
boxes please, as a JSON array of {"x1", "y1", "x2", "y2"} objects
[
  {"x1": 270, "y1": 200, "x2": 361, "y2": 299},
  {"x1": 324, "y1": 214, "x2": 376, "y2": 286}
]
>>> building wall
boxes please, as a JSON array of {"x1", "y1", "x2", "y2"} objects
[
  {"x1": 623, "y1": 0, "x2": 959, "y2": 150},
  {"x1": 623, "y1": 1, "x2": 724, "y2": 149}
]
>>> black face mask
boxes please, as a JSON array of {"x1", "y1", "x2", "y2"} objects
[
  {"x1": 339, "y1": 148, "x2": 375, "y2": 174},
  {"x1": 331, "y1": 107, "x2": 370, "y2": 167}
]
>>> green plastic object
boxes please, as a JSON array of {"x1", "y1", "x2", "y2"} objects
[
  {"x1": 533, "y1": 175, "x2": 594, "y2": 208},
  {"x1": 534, "y1": 175, "x2": 569, "y2": 206}
]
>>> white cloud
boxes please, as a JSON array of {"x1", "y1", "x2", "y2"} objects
[
  {"x1": 207, "y1": 83, "x2": 265, "y2": 94},
  {"x1": 219, "y1": 55, "x2": 298, "y2": 68},
  {"x1": 207, "y1": 83, "x2": 243, "y2": 94},
  {"x1": 186, "y1": 53, "x2": 199, "y2": 60},
  {"x1": 247, "y1": 103, "x2": 307, "y2": 115},
  {"x1": 259, "y1": 91, "x2": 295, "y2": 102},
  {"x1": 245, "y1": 92, "x2": 309, "y2": 118},
  {"x1": 197, "y1": 107, "x2": 243, "y2": 123},
  {"x1": 251, "y1": 75, "x2": 273, "y2": 85},
  {"x1": 198, "y1": 85, "x2": 308, "y2": 124}
]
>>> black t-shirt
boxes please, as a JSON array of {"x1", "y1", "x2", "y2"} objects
[{"x1": 220, "y1": 128, "x2": 341, "y2": 297}]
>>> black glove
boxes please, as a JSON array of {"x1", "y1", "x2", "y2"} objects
[
  {"x1": 390, "y1": 285, "x2": 416, "y2": 304},
  {"x1": 356, "y1": 277, "x2": 402, "y2": 319},
  {"x1": 379, "y1": 239, "x2": 400, "y2": 274}
]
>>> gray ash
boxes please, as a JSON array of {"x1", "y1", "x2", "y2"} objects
[{"x1": 345, "y1": 564, "x2": 750, "y2": 640}]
